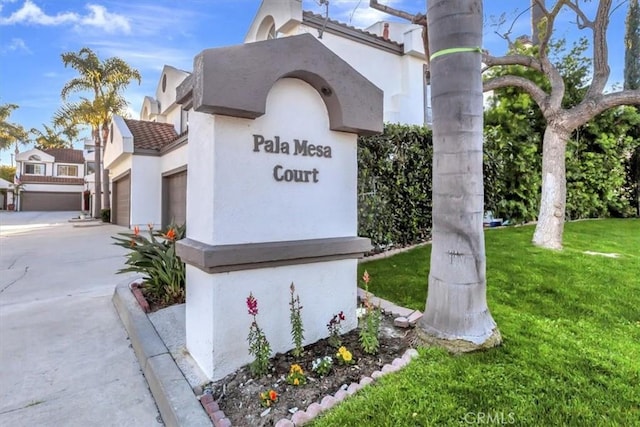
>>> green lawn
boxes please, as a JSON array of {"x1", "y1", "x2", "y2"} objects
[{"x1": 313, "y1": 219, "x2": 640, "y2": 426}]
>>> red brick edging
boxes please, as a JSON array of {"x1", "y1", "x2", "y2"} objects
[{"x1": 130, "y1": 282, "x2": 150, "y2": 313}]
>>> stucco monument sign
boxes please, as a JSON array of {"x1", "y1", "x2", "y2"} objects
[{"x1": 176, "y1": 34, "x2": 383, "y2": 381}]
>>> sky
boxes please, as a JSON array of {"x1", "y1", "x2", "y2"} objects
[{"x1": 0, "y1": 0, "x2": 631, "y2": 165}]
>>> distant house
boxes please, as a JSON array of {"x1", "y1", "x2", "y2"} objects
[
  {"x1": 106, "y1": 0, "x2": 428, "y2": 228},
  {"x1": 0, "y1": 177, "x2": 12, "y2": 209},
  {"x1": 14, "y1": 148, "x2": 85, "y2": 211}
]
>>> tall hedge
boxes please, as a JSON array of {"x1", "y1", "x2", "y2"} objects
[{"x1": 357, "y1": 124, "x2": 433, "y2": 251}]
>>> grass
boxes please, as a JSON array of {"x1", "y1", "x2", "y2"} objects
[{"x1": 313, "y1": 219, "x2": 640, "y2": 426}]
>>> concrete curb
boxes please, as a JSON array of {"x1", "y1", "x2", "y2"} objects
[{"x1": 112, "y1": 280, "x2": 212, "y2": 427}]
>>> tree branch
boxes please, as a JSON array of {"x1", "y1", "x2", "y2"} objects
[
  {"x1": 369, "y1": 1, "x2": 430, "y2": 72},
  {"x1": 565, "y1": 0, "x2": 594, "y2": 29},
  {"x1": 483, "y1": 75, "x2": 549, "y2": 111},
  {"x1": 536, "y1": 1, "x2": 567, "y2": 109},
  {"x1": 568, "y1": 90, "x2": 640, "y2": 128},
  {"x1": 586, "y1": 0, "x2": 612, "y2": 99},
  {"x1": 369, "y1": 0, "x2": 417, "y2": 22},
  {"x1": 482, "y1": 53, "x2": 544, "y2": 73}
]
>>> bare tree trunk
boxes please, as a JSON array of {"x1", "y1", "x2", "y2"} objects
[
  {"x1": 415, "y1": 0, "x2": 501, "y2": 353},
  {"x1": 93, "y1": 129, "x2": 102, "y2": 219},
  {"x1": 532, "y1": 124, "x2": 570, "y2": 249}
]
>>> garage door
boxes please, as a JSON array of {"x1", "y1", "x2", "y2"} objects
[
  {"x1": 163, "y1": 170, "x2": 187, "y2": 227},
  {"x1": 21, "y1": 191, "x2": 81, "y2": 211},
  {"x1": 113, "y1": 174, "x2": 131, "y2": 227}
]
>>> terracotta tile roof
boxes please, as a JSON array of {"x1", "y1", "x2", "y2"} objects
[
  {"x1": 302, "y1": 11, "x2": 404, "y2": 52},
  {"x1": 124, "y1": 119, "x2": 179, "y2": 151},
  {"x1": 43, "y1": 148, "x2": 85, "y2": 164},
  {"x1": 20, "y1": 175, "x2": 85, "y2": 185}
]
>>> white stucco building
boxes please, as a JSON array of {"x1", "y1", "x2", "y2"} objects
[{"x1": 105, "y1": 0, "x2": 429, "y2": 228}]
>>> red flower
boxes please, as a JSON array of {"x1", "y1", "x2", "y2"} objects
[
  {"x1": 269, "y1": 390, "x2": 278, "y2": 401},
  {"x1": 339, "y1": 311, "x2": 345, "y2": 321},
  {"x1": 247, "y1": 293, "x2": 258, "y2": 316},
  {"x1": 133, "y1": 225, "x2": 140, "y2": 236},
  {"x1": 164, "y1": 228, "x2": 176, "y2": 241}
]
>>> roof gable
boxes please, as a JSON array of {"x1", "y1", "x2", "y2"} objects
[
  {"x1": 16, "y1": 148, "x2": 55, "y2": 163},
  {"x1": 245, "y1": 0, "x2": 303, "y2": 43},
  {"x1": 43, "y1": 148, "x2": 84, "y2": 164},
  {"x1": 123, "y1": 119, "x2": 179, "y2": 151}
]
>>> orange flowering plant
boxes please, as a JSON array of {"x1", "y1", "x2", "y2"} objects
[
  {"x1": 112, "y1": 222, "x2": 186, "y2": 306},
  {"x1": 259, "y1": 389, "x2": 278, "y2": 407}
]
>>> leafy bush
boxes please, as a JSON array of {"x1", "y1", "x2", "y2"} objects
[
  {"x1": 113, "y1": 223, "x2": 186, "y2": 306},
  {"x1": 101, "y1": 208, "x2": 111, "y2": 222},
  {"x1": 358, "y1": 124, "x2": 433, "y2": 250}
]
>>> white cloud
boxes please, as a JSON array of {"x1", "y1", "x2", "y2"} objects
[
  {"x1": 2, "y1": 37, "x2": 30, "y2": 53},
  {"x1": 0, "y1": 0, "x2": 130, "y2": 33},
  {"x1": 88, "y1": 40, "x2": 196, "y2": 73},
  {"x1": 77, "y1": 4, "x2": 130, "y2": 34},
  {"x1": 0, "y1": 0, "x2": 77, "y2": 25}
]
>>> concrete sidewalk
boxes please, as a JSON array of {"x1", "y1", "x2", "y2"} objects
[{"x1": 0, "y1": 212, "x2": 162, "y2": 426}]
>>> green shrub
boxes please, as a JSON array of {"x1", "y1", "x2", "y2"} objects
[
  {"x1": 358, "y1": 124, "x2": 433, "y2": 250},
  {"x1": 113, "y1": 223, "x2": 186, "y2": 306},
  {"x1": 101, "y1": 208, "x2": 111, "y2": 222}
]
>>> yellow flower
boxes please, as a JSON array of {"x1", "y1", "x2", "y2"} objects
[
  {"x1": 293, "y1": 378, "x2": 299, "y2": 386},
  {"x1": 337, "y1": 346, "x2": 353, "y2": 363},
  {"x1": 290, "y1": 364, "x2": 303, "y2": 374}
]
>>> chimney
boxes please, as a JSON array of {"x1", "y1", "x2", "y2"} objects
[{"x1": 383, "y1": 22, "x2": 389, "y2": 40}]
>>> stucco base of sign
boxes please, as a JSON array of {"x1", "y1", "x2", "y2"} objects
[{"x1": 185, "y1": 258, "x2": 358, "y2": 381}]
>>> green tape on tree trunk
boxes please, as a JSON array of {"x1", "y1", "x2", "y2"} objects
[{"x1": 430, "y1": 47, "x2": 483, "y2": 61}]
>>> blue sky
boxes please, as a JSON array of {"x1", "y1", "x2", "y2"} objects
[{"x1": 0, "y1": 0, "x2": 631, "y2": 165}]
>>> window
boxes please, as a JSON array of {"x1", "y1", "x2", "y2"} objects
[
  {"x1": 86, "y1": 161, "x2": 95, "y2": 175},
  {"x1": 57, "y1": 165, "x2": 78, "y2": 177},
  {"x1": 267, "y1": 23, "x2": 276, "y2": 40},
  {"x1": 180, "y1": 108, "x2": 189, "y2": 133},
  {"x1": 25, "y1": 163, "x2": 44, "y2": 175}
]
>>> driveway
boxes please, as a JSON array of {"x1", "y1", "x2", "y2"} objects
[{"x1": 0, "y1": 211, "x2": 162, "y2": 426}]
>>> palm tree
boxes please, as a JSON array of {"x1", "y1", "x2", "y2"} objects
[
  {"x1": 415, "y1": 0, "x2": 501, "y2": 352},
  {"x1": 55, "y1": 92, "x2": 128, "y2": 217},
  {"x1": 30, "y1": 122, "x2": 78, "y2": 150},
  {"x1": 0, "y1": 103, "x2": 28, "y2": 153},
  {"x1": 60, "y1": 47, "x2": 141, "y2": 217}
]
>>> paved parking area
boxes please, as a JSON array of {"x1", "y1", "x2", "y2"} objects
[{"x1": 0, "y1": 211, "x2": 162, "y2": 426}]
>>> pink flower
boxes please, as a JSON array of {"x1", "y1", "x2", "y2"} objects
[
  {"x1": 247, "y1": 293, "x2": 258, "y2": 316},
  {"x1": 362, "y1": 270, "x2": 370, "y2": 285},
  {"x1": 339, "y1": 311, "x2": 345, "y2": 321}
]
